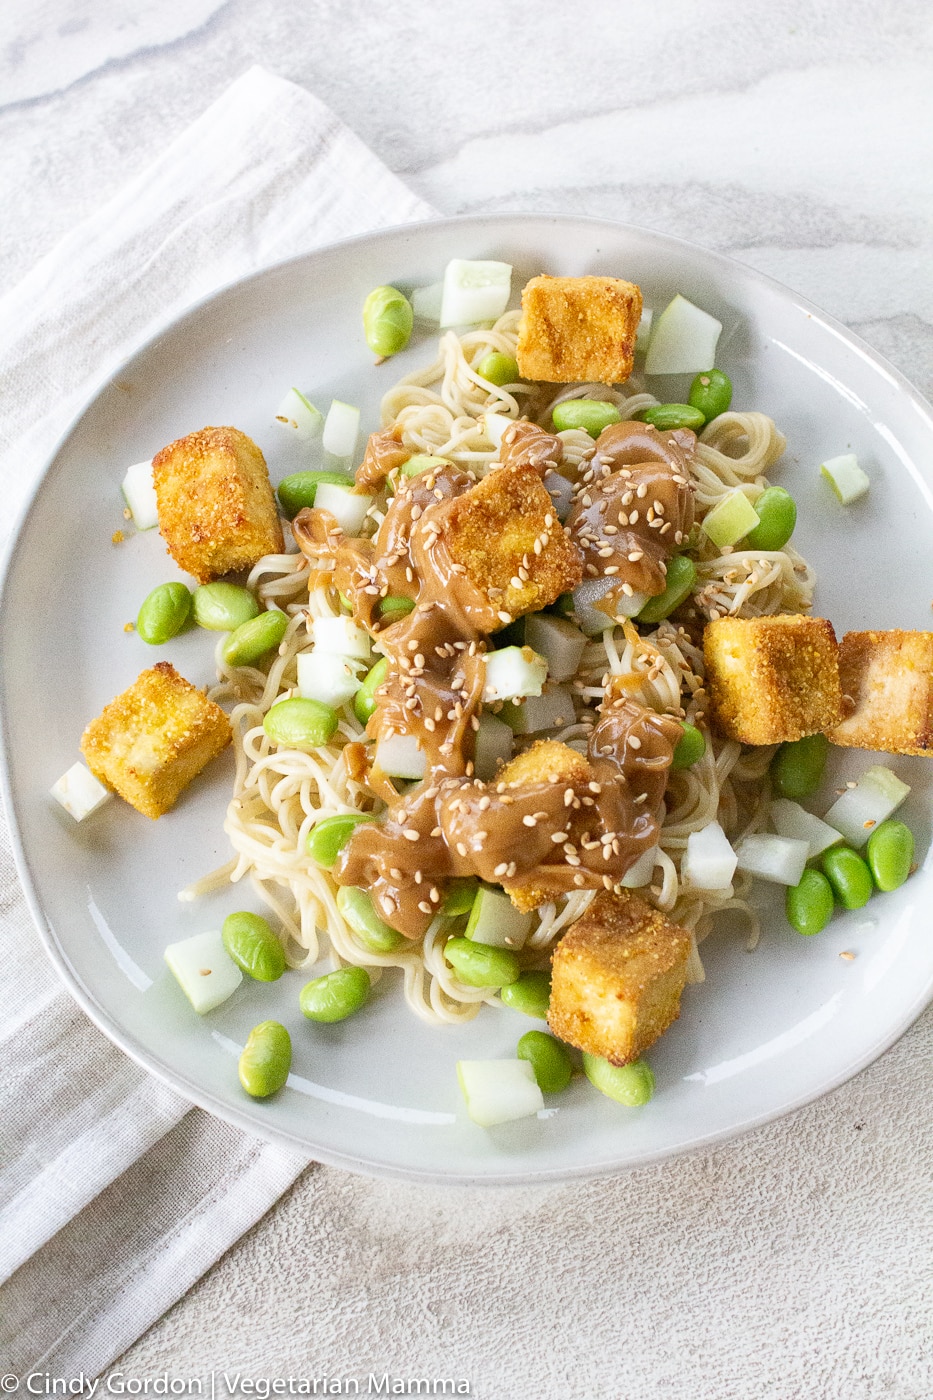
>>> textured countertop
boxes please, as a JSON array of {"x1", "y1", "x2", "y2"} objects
[{"x1": 2, "y1": 2, "x2": 932, "y2": 1396}]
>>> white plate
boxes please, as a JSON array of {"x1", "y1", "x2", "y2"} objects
[{"x1": 3, "y1": 215, "x2": 933, "y2": 1184}]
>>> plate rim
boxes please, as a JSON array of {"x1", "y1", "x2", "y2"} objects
[{"x1": 3, "y1": 211, "x2": 933, "y2": 1184}]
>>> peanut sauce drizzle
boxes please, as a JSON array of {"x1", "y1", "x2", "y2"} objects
[{"x1": 293, "y1": 420, "x2": 691, "y2": 940}]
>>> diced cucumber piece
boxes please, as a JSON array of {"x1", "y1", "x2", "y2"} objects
[
  {"x1": 770, "y1": 798, "x2": 844, "y2": 861},
  {"x1": 412, "y1": 281, "x2": 443, "y2": 323},
  {"x1": 121, "y1": 460, "x2": 159, "y2": 530},
  {"x1": 620, "y1": 844, "x2": 657, "y2": 889},
  {"x1": 822, "y1": 766, "x2": 910, "y2": 849},
  {"x1": 820, "y1": 453, "x2": 869, "y2": 504},
  {"x1": 456, "y1": 1058, "x2": 544, "y2": 1127},
  {"x1": 473, "y1": 710, "x2": 514, "y2": 780},
  {"x1": 572, "y1": 576, "x2": 647, "y2": 635},
  {"x1": 313, "y1": 482, "x2": 373, "y2": 536},
  {"x1": 402, "y1": 454, "x2": 449, "y2": 477},
  {"x1": 701, "y1": 489, "x2": 760, "y2": 548},
  {"x1": 681, "y1": 821, "x2": 737, "y2": 890},
  {"x1": 375, "y1": 732, "x2": 427, "y2": 780},
  {"x1": 635, "y1": 306, "x2": 653, "y2": 358},
  {"x1": 297, "y1": 651, "x2": 363, "y2": 708},
  {"x1": 644, "y1": 294, "x2": 722, "y2": 376},
  {"x1": 482, "y1": 411, "x2": 514, "y2": 447},
  {"x1": 465, "y1": 884, "x2": 533, "y2": 949},
  {"x1": 499, "y1": 684, "x2": 575, "y2": 735},
  {"x1": 542, "y1": 469, "x2": 574, "y2": 522},
  {"x1": 734, "y1": 833, "x2": 809, "y2": 886},
  {"x1": 524, "y1": 614, "x2": 586, "y2": 682},
  {"x1": 311, "y1": 615, "x2": 371, "y2": 662},
  {"x1": 274, "y1": 388, "x2": 323, "y2": 444},
  {"x1": 482, "y1": 646, "x2": 547, "y2": 703},
  {"x1": 50, "y1": 761, "x2": 112, "y2": 821},
  {"x1": 164, "y1": 929, "x2": 242, "y2": 1014},
  {"x1": 322, "y1": 399, "x2": 360, "y2": 460},
  {"x1": 440, "y1": 259, "x2": 512, "y2": 328}
]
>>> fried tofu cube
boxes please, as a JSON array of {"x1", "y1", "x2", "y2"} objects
[
  {"x1": 516, "y1": 275, "x2": 643, "y2": 385},
  {"x1": 498, "y1": 741, "x2": 592, "y2": 912},
  {"x1": 440, "y1": 462, "x2": 582, "y2": 624},
  {"x1": 153, "y1": 425, "x2": 283, "y2": 583},
  {"x1": 81, "y1": 662, "x2": 231, "y2": 818},
  {"x1": 548, "y1": 890, "x2": 691, "y2": 1065},
  {"x1": 704, "y1": 614, "x2": 842, "y2": 745},
  {"x1": 830, "y1": 629, "x2": 933, "y2": 755}
]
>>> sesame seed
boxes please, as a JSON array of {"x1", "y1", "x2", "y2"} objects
[
  {"x1": 628, "y1": 734, "x2": 642, "y2": 749},
  {"x1": 497, "y1": 610, "x2": 512, "y2": 624},
  {"x1": 418, "y1": 901, "x2": 432, "y2": 914},
  {"x1": 621, "y1": 582, "x2": 635, "y2": 597},
  {"x1": 840, "y1": 950, "x2": 856, "y2": 961},
  {"x1": 403, "y1": 830, "x2": 420, "y2": 842},
  {"x1": 456, "y1": 842, "x2": 468, "y2": 857},
  {"x1": 411, "y1": 504, "x2": 423, "y2": 520},
  {"x1": 494, "y1": 862, "x2": 508, "y2": 876}
]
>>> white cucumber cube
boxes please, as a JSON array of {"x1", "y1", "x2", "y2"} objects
[
  {"x1": 681, "y1": 821, "x2": 738, "y2": 890},
  {"x1": 620, "y1": 844, "x2": 658, "y2": 889},
  {"x1": 322, "y1": 399, "x2": 360, "y2": 460},
  {"x1": 121, "y1": 460, "x2": 159, "y2": 530},
  {"x1": 297, "y1": 651, "x2": 363, "y2": 708},
  {"x1": 524, "y1": 614, "x2": 586, "y2": 682},
  {"x1": 644, "y1": 293, "x2": 722, "y2": 376},
  {"x1": 274, "y1": 388, "x2": 323, "y2": 443},
  {"x1": 734, "y1": 833, "x2": 809, "y2": 886},
  {"x1": 311, "y1": 615, "x2": 371, "y2": 662},
  {"x1": 465, "y1": 885, "x2": 533, "y2": 949},
  {"x1": 440, "y1": 259, "x2": 512, "y2": 328},
  {"x1": 313, "y1": 482, "x2": 373, "y2": 536},
  {"x1": 635, "y1": 306, "x2": 654, "y2": 357},
  {"x1": 164, "y1": 929, "x2": 242, "y2": 1014},
  {"x1": 770, "y1": 798, "x2": 844, "y2": 861},
  {"x1": 483, "y1": 646, "x2": 547, "y2": 703},
  {"x1": 572, "y1": 576, "x2": 647, "y2": 635},
  {"x1": 499, "y1": 684, "x2": 575, "y2": 735},
  {"x1": 820, "y1": 453, "x2": 869, "y2": 504},
  {"x1": 50, "y1": 762, "x2": 112, "y2": 821},
  {"x1": 375, "y1": 732, "x2": 427, "y2": 780},
  {"x1": 701, "y1": 489, "x2": 760, "y2": 549},
  {"x1": 412, "y1": 281, "x2": 444, "y2": 323},
  {"x1": 482, "y1": 411, "x2": 514, "y2": 448},
  {"x1": 822, "y1": 765, "x2": 910, "y2": 848},
  {"x1": 457, "y1": 1058, "x2": 544, "y2": 1127},
  {"x1": 473, "y1": 710, "x2": 514, "y2": 780},
  {"x1": 542, "y1": 469, "x2": 575, "y2": 522}
]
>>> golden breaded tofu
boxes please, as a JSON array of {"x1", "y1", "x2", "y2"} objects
[
  {"x1": 498, "y1": 742, "x2": 592, "y2": 911},
  {"x1": 705, "y1": 614, "x2": 842, "y2": 745},
  {"x1": 516, "y1": 275, "x2": 643, "y2": 385},
  {"x1": 440, "y1": 462, "x2": 582, "y2": 624},
  {"x1": 81, "y1": 662, "x2": 231, "y2": 819},
  {"x1": 548, "y1": 890, "x2": 691, "y2": 1065},
  {"x1": 830, "y1": 629, "x2": 933, "y2": 755},
  {"x1": 153, "y1": 425, "x2": 284, "y2": 583}
]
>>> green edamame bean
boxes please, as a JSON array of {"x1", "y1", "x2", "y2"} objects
[
  {"x1": 363, "y1": 285, "x2": 413, "y2": 358},
  {"x1": 222, "y1": 911, "x2": 287, "y2": 981},
  {"x1": 136, "y1": 581, "x2": 192, "y2": 645},
  {"x1": 517, "y1": 1030, "x2": 573, "y2": 1094},
  {"x1": 222, "y1": 609, "x2": 289, "y2": 667},
  {"x1": 688, "y1": 368, "x2": 733, "y2": 422},
  {"x1": 583, "y1": 1054, "x2": 655, "y2": 1106},
  {"x1": 500, "y1": 970, "x2": 551, "y2": 1019},
  {"x1": 745, "y1": 486, "x2": 797, "y2": 552},
  {"x1": 443, "y1": 877, "x2": 479, "y2": 917},
  {"x1": 263, "y1": 697, "x2": 339, "y2": 749},
  {"x1": 353, "y1": 656, "x2": 389, "y2": 724},
  {"x1": 336, "y1": 885, "x2": 404, "y2": 953},
  {"x1": 402, "y1": 454, "x2": 449, "y2": 477},
  {"x1": 822, "y1": 845, "x2": 874, "y2": 910},
  {"x1": 193, "y1": 582, "x2": 260, "y2": 632},
  {"x1": 476, "y1": 352, "x2": 520, "y2": 386},
  {"x1": 866, "y1": 819, "x2": 914, "y2": 892},
  {"x1": 238, "y1": 1021, "x2": 291, "y2": 1098},
  {"x1": 277, "y1": 471, "x2": 353, "y2": 519},
  {"x1": 551, "y1": 400, "x2": 622, "y2": 437},
  {"x1": 299, "y1": 965, "x2": 371, "y2": 1022},
  {"x1": 308, "y1": 813, "x2": 380, "y2": 868},
  {"x1": 671, "y1": 722, "x2": 706, "y2": 771},
  {"x1": 641, "y1": 403, "x2": 706, "y2": 432},
  {"x1": 444, "y1": 937, "x2": 520, "y2": 988},
  {"x1": 378, "y1": 595, "x2": 415, "y2": 621},
  {"x1": 637, "y1": 555, "x2": 697, "y2": 625},
  {"x1": 785, "y1": 869, "x2": 835, "y2": 936},
  {"x1": 771, "y1": 734, "x2": 829, "y2": 801}
]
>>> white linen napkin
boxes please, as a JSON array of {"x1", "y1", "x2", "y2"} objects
[{"x1": 0, "y1": 65, "x2": 434, "y2": 1377}]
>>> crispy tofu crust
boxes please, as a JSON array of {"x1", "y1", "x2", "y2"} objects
[
  {"x1": 497, "y1": 741, "x2": 592, "y2": 911},
  {"x1": 81, "y1": 662, "x2": 231, "y2": 818},
  {"x1": 830, "y1": 629, "x2": 933, "y2": 755},
  {"x1": 516, "y1": 275, "x2": 643, "y2": 385},
  {"x1": 153, "y1": 425, "x2": 284, "y2": 583},
  {"x1": 441, "y1": 462, "x2": 582, "y2": 622},
  {"x1": 548, "y1": 890, "x2": 691, "y2": 1065},
  {"x1": 704, "y1": 614, "x2": 843, "y2": 745}
]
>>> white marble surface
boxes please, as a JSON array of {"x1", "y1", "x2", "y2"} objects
[{"x1": 2, "y1": 1, "x2": 933, "y2": 1395}]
